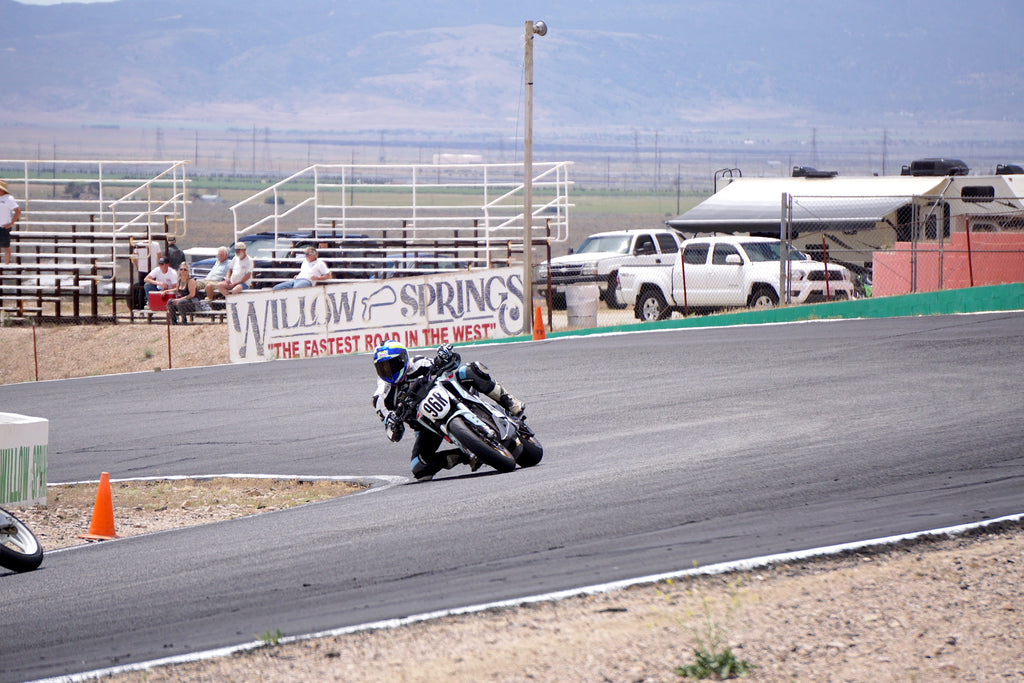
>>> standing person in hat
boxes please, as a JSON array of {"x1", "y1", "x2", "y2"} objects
[
  {"x1": 129, "y1": 237, "x2": 162, "y2": 309},
  {"x1": 0, "y1": 180, "x2": 22, "y2": 265},
  {"x1": 165, "y1": 235, "x2": 186, "y2": 269},
  {"x1": 215, "y1": 242, "x2": 254, "y2": 297}
]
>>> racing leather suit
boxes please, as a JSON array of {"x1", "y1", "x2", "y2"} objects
[{"x1": 372, "y1": 350, "x2": 522, "y2": 480}]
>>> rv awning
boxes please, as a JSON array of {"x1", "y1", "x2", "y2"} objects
[{"x1": 668, "y1": 176, "x2": 951, "y2": 234}]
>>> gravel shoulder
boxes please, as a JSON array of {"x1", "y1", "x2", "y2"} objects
[
  {"x1": 82, "y1": 521, "x2": 1024, "y2": 682},
  {"x1": 15, "y1": 480, "x2": 1023, "y2": 682},
  {"x1": 3, "y1": 325, "x2": 1022, "y2": 681}
]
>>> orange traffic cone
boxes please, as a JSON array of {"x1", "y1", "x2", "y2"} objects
[
  {"x1": 79, "y1": 472, "x2": 119, "y2": 541},
  {"x1": 532, "y1": 306, "x2": 546, "y2": 340}
]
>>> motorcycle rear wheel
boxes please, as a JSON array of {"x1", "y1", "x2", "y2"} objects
[
  {"x1": 448, "y1": 417, "x2": 517, "y2": 473},
  {"x1": 0, "y1": 507, "x2": 44, "y2": 573}
]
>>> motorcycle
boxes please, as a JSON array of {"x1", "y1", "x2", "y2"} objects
[
  {"x1": 394, "y1": 353, "x2": 543, "y2": 474},
  {"x1": 1, "y1": 506, "x2": 44, "y2": 573}
]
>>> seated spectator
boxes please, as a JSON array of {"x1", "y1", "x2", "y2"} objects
[
  {"x1": 215, "y1": 242, "x2": 254, "y2": 297},
  {"x1": 143, "y1": 257, "x2": 178, "y2": 302},
  {"x1": 197, "y1": 246, "x2": 230, "y2": 301},
  {"x1": 166, "y1": 262, "x2": 198, "y2": 325},
  {"x1": 273, "y1": 246, "x2": 332, "y2": 290}
]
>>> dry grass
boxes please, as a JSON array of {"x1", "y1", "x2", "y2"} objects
[{"x1": 0, "y1": 321, "x2": 228, "y2": 384}]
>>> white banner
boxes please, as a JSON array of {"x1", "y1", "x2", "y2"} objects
[{"x1": 226, "y1": 268, "x2": 525, "y2": 363}]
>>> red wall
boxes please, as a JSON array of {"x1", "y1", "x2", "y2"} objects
[{"x1": 873, "y1": 232, "x2": 1024, "y2": 296}]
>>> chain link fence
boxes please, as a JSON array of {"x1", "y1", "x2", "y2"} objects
[{"x1": 531, "y1": 193, "x2": 1024, "y2": 334}]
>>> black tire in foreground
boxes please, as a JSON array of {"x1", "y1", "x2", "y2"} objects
[{"x1": 0, "y1": 507, "x2": 44, "y2": 573}]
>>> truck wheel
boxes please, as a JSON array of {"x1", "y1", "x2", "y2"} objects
[
  {"x1": 748, "y1": 286, "x2": 779, "y2": 309},
  {"x1": 636, "y1": 289, "x2": 667, "y2": 321},
  {"x1": 603, "y1": 272, "x2": 626, "y2": 309}
]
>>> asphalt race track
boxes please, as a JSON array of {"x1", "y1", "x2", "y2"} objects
[{"x1": 2, "y1": 312, "x2": 1023, "y2": 682}]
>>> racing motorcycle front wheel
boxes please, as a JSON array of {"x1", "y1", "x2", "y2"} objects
[
  {"x1": 515, "y1": 433, "x2": 544, "y2": 468},
  {"x1": 448, "y1": 417, "x2": 517, "y2": 473},
  {"x1": 1, "y1": 507, "x2": 44, "y2": 573}
]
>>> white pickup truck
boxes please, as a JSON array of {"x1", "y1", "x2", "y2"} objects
[
  {"x1": 616, "y1": 235, "x2": 854, "y2": 321},
  {"x1": 535, "y1": 229, "x2": 683, "y2": 309}
]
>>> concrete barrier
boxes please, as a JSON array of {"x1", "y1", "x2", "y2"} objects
[{"x1": 0, "y1": 413, "x2": 49, "y2": 506}]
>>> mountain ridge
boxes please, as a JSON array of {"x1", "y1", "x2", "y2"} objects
[{"x1": 3, "y1": 0, "x2": 1023, "y2": 143}]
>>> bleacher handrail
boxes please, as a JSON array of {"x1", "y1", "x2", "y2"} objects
[
  {"x1": 228, "y1": 161, "x2": 573, "y2": 282},
  {"x1": 0, "y1": 159, "x2": 191, "y2": 322}
]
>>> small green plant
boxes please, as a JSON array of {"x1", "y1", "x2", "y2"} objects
[
  {"x1": 257, "y1": 629, "x2": 284, "y2": 646},
  {"x1": 674, "y1": 597, "x2": 754, "y2": 680},
  {"x1": 143, "y1": 347, "x2": 154, "y2": 359},
  {"x1": 675, "y1": 645, "x2": 753, "y2": 679}
]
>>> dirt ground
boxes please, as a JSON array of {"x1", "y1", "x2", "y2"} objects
[
  {"x1": 106, "y1": 524, "x2": 1022, "y2": 683},
  {"x1": 14, "y1": 478, "x2": 365, "y2": 551},
  {"x1": 19, "y1": 491, "x2": 1024, "y2": 682},
  {"x1": 3, "y1": 325, "x2": 1023, "y2": 682},
  {"x1": 0, "y1": 322, "x2": 228, "y2": 384}
]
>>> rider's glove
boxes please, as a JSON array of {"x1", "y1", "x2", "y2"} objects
[
  {"x1": 384, "y1": 411, "x2": 405, "y2": 442},
  {"x1": 434, "y1": 343, "x2": 455, "y2": 369}
]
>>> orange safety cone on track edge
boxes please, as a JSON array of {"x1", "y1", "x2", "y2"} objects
[
  {"x1": 78, "y1": 471, "x2": 119, "y2": 541},
  {"x1": 532, "y1": 306, "x2": 546, "y2": 340}
]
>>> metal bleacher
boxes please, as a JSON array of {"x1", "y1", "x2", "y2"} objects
[
  {"x1": 0, "y1": 160, "x2": 188, "y2": 323},
  {"x1": 0, "y1": 159, "x2": 574, "y2": 322},
  {"x1": 228, "y1": 161, "x2": 573, "y2": 288}
]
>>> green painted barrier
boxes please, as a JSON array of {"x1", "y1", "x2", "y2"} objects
[{"x1": 483, "y1": 283, "x2": 1024, "y2": 345}]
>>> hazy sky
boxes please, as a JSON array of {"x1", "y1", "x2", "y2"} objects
[{"x1": 15, "y1": 0, "x2": 119, "y2": 4}]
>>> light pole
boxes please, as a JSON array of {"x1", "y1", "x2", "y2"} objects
[{"x1": 522, "y1": 19, "x2": 546, "y2": 335}]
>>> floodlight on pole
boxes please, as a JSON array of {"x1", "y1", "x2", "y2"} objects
[{"x1": 523, "y1": 19, "x2": 546, "y2": 335}]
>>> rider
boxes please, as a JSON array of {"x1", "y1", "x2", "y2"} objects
[{"x1": 372, "y1": 340, "x2": 525, "y2": 481}]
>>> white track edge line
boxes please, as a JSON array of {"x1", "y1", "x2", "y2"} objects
[{"x1": 29, "y1": 510, "x2": 1024, "y2": 683}]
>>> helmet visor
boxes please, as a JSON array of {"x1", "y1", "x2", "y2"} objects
[{"x1": 374, "y1": 356, "x2": 407, "y2": 384}]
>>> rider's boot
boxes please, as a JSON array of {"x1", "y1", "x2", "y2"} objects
[
  {"x1": 486, "y1": 383, "x2": 524, "y2": 417},
  {"x1": 445, "y1": 451, "x2": 467, "y2": 469},
  {"x1": 410, "y1": 454, "x2": 443, "y2": 481}
]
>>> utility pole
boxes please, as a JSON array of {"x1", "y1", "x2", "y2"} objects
[
  {"x1": 654, "y1": 131, "x2": 659, "y2": 194},
  {"x1": 522, "y1": 19, "x2": 547, "y2": 335},
  {"x1": 882, "y1": 129, "x2": 888, "y2": 176}
]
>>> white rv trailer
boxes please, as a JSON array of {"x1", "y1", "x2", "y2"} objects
[{"x1": 667, "y1": 167, "x2": 1024, "y2": 273}]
